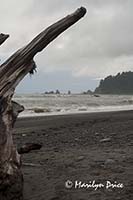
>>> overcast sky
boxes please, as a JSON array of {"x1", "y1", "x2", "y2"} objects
[{"x1": 0, "y1": 0, "x2": 133, "y2": 93}]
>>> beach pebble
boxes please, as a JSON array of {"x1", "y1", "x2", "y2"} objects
[
  {"x1": 104, "y1": 159, "x2": 115, "y2": 165},
  {"x1": 111, "y1": 132, "x2": 116, "y2": 135},
  {"x1": 34, "y1": 108, "x2": 51, "y2": 113},
  {"x1": 34, "y1": 108, "x2": 44, "y2": 113},
  {"x1": 76, "y1": 156, "x2": 85, "y2": 162},
  {"x1": 95, "y1": 132, "x2": 100, "y2": 135},
  {"x1": 75, "y1": 138, "x2": 80, "y2": 141},
  {"x1": 100, "y1": 138, "x2": 111, "y2": 142},
  {"x1": 50, "y1": 197, "x2": 60, "y2": 200},
  {"x1": 78, "y1": 108, "x2": 87, "y2": 111},
  {"x1": 18, "y1": 143, "x2": 42, "y2": 154}
]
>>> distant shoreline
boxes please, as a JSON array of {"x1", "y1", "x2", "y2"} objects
[
  {"x1": 18, "y1": 108, "x2": 133, "y2": 119},
  {"x1": 19, "y1": 104, "x2": 133, "y2": 118}
]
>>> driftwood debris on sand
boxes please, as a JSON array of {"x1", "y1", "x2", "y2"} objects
[{"x1": 0, "y1": 7, "x2": 86, "y2": 200}]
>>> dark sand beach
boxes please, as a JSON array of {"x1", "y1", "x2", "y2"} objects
[{"x1": 14, "y1": 110, "x2": 133, "y2": 200}]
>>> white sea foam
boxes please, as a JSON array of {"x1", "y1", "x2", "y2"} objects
[{"x1": 13, "y1": 94, "x2": 133, "y2": 117}]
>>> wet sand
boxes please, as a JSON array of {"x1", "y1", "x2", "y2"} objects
[{"x1": 14, "y1": 110, "x2": 133, "y2": 200}]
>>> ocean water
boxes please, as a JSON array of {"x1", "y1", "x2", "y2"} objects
[{"x1": 13, "y1": 94, "x2": 133, "y2": 117}]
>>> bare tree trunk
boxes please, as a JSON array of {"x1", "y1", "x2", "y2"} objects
[{"x1": 0, "y1": 7, "x2": 86, "y2": 199}]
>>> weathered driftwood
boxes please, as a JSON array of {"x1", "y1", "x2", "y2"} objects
[
  {"x1": 22, "y1": 163, "x2": 41, "y2": 167},
  {"x1": 18, "y1": 143, "x2": 42, "y2": 154},
  {"x1": 0, "y1": 33, "x2": 9, "y2": 46},
  {"x1": 0, "y1": 7, "x2": 86, "y2": 199}
]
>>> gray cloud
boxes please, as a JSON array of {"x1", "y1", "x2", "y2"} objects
[{"x1": 0, "y1": 0, "x2": 133, "y2": 92}]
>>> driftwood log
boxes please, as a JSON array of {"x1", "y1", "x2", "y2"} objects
[
  {"x1": 0, "y1": 7, "x2": 86, "y2": 200},
  {"x1": 18, "y1": 143, "x2": 42, "y2": 154}
]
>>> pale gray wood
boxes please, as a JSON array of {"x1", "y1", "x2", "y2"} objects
[
  {"x1": 0, "y1": 7, "x2": 86, "y2": 200},
  {"x1": 0, "y1": 33, "x2": 9, "y2": 46}
]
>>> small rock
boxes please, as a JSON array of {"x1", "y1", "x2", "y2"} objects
[
  {"x1": 100, "y1": 138, "x2": 111, "y2": 142},
  {"x1": 76, "y1": 156, "x2": 85, "y2": 161},
  {"x1": 56, "y1": 108, "x2": 61, "y2": 112},
  {"x1": 34, "y1": 108, "x2": 51, "y2": 113},
  {"x1": 22, "y1": 134, "x2": 26, "y2": 137},
  {"x1": 18, "y1": 143, "x2": 42, "y2": 154},
  {"x1": 50, "y1": 197, "x2": 60, "y2": 200},
  {"x1": 104, "y1": 159, "x2": 115, "y2": 165},
  {"x1": 34, "y1": 108, "x2": 44, "y2": 113},
  {"x1": 78, "y1": 108, "x2": 87, "y2": 111},
  {"x1": 111, "y1": 132, "x2": 116, "y2": 135},
  {"x1": 94, "y1": 94, "x2": 100, "y2": 97},
  {"x1": 75, "y1": 138, "x2": 80, "y2": 141}
]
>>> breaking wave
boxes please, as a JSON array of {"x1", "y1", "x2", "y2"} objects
[{"x1": 13, "y1": 94, "x2": 133, "y2": 117}]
